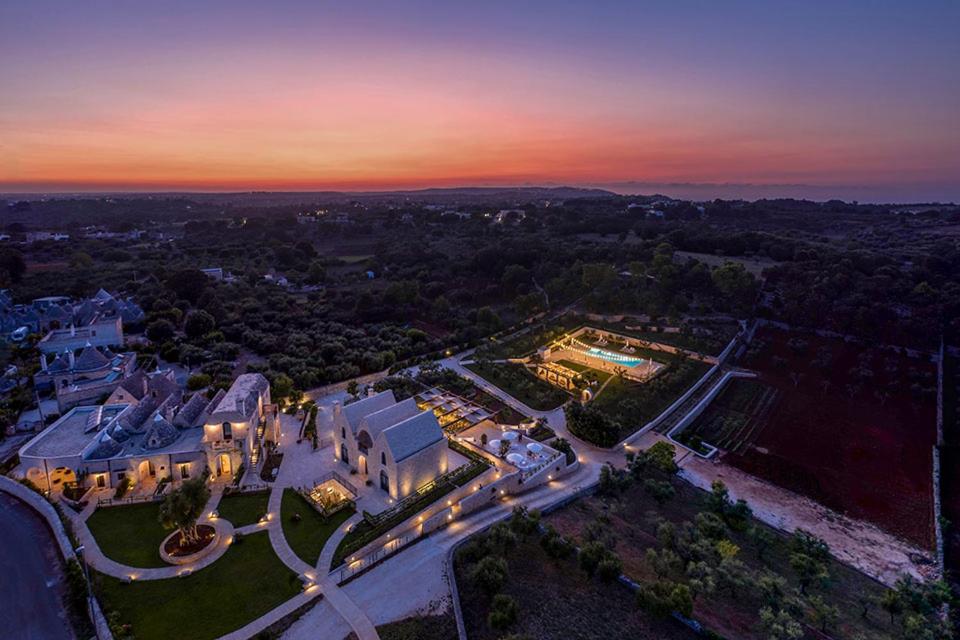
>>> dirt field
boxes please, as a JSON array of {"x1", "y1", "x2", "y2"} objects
[{"x1": 726, "y1": 327, "x2": 937, "y2": 549}]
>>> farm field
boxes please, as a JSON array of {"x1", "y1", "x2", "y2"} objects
[
  {"x1": 455, "y1": 535, "x2": 697, "y2": 640},
  {"x1": 939, "y1": 355, "x2": 960, "y2": 599},
  {"x1": 726, "y1": 327, "x2": 937, "y2": 549},
  {"x1": 545, "y1": 471, "x2": 903, "y2": 640},
  {"x1": 675, "y1": 378, "x2": 779, "y2": 454}
]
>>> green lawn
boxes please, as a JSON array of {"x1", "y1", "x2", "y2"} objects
[
  {"x1": 280, "y1": 489, "x2": 355, "y2": 566},
  {"x1": 465, "y1": 361, "x2": 569, "y2": 410},
  {"x1": 556, "y1": 359, "x2": 612, "y2": 384},
  {"x1": 590, "y1": 358, "x2": 711, "y2": 435},
  {"x1": 95, "y1": 532, "x2": 301, "y2": 640},
  {"x1": 86, "y1": 502, "x2": 170, "y2": 568},
  {"x1": 216, "y1": 491, "x2": 270, "y2": 527}
]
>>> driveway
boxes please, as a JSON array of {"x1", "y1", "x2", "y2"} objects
[{"x1": 0, "y1": 493, "x2": 76, "y2": 640}]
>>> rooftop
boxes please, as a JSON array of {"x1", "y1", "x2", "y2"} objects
[{"x1": 20, "y1": 404, "x2": 129, "y2": 459}]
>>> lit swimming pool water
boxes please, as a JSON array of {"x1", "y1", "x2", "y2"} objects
[{"x1": 586, "y1": 347, "x2": 645, "y2": 367}]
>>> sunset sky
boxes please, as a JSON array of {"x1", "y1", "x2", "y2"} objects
[{"x1": 1, "y1": 1, "x2": 958, "y2": 200}]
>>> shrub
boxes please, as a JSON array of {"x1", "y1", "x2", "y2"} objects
[
  {"x1": 187, "y1": 374, "x2": 211, "y2": 390},
  {"x1": 470, "y1": 556, "x2": 508, "y2": 595},
  {"x1": 540, "y1": 526, "x2": 575, "y2": 560},
  {"x1": 487, "y1": 593, "x2": 519, "y2": 630},
  {"x1": 597, "y1": 554, "x2": 623, "y2": 582},
  {"x1": 114, "y1": 477, "x2": 131, "y2": 499},
  {"x1": 637, "y1": 580, "x2": 693, "y2": 618}
]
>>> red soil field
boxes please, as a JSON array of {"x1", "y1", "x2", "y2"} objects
[{"x1": 725, "y1": 327, "x2": 937, "y2": 550}]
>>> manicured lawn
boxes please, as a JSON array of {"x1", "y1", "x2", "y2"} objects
[
  {"x1": 216, "y1": 491, "x2": 270, "y2": 527},
  {"x1": 86, "y1": 502, "x2": 169, "y2": 568},
  {"x1": 556, "y1": 359, "x2": 612, "y2": 384},
  {"x1": 590, "y1": 358, "x2": 711, "y2": 434},
  {"x1": 95, "y1": 531, "x2": 301, "y2": 640},
  {"x1": 466, "y1": 362, "x2": 569, "y2": 410},
  {"x1": 281, "y1": 489, "x2": 355, "y2": 566}
]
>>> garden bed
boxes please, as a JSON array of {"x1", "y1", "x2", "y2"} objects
[
  {"x1": 465, "y1": 361, "x2": 569, "y2": 410},
  {"x1": 163, "y1": 524, "x2": 216, "y2": 557}
]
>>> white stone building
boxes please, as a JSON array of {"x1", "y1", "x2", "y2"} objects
[
  {"x1": 332, "y1": 390, "x2": 448, "y2": 500},
  {"x1": 18, "y1": 373, "x2": 276, "y2": 493}
]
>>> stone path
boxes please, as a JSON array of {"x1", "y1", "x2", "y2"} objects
[
  {"x1": 318, "y1": 512, "x2": 363, "y2": 574},
  {"x1": 60, "y1": 485, "x2": 235, "y2": 581}
]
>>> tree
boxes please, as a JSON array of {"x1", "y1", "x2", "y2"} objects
[
  {"x1": 750, "y1": 525, "x2": 774, "y2": 560},
  {"x1": 578, "y1": 540, "x2": 607, "y2": 577},
  {"x1": 637, "y1": 580, "x2": 693, "y2": 618},
  {"x1": 0, "y1": 249, "x2": 26, "y2": 285},
  {"x1": 880, "y1": 589, "x2": 903, "y2": 625},
  {"x1": 146, "y1": 319, "x2": 176, "y2": 343},
  {"x1": 597, "y1": 463, "x2": 630, "y2": 498},
  {"x1": 306, "y1": 261, "x2": 326, "y2": 284},
  {"x1": 164, "y1": 268, "x2": 209, "y2": 304},
  {"x1": 158, "y1": 476, "x2": 211, "y2": 546},
  {"x1": 487, "y1": 593, "x2": 519, "y2": 630},
  {"x1": 346, "y1": 380, "x2": 359, "y2": 399},
  {"x1": 639, "y1": 441, "x2": 679, "y2": 475},
  {"x1": 644, "y1": 478, "x2": 675, "y2": 505},
  {"x1": 184, "y1": 310, "x2": 216, "y2": 339},
  {"x1": 758, "y1": 607, "x2": 803, "y2": 640},
  {"x1": 808, "y1": 595, "x2": 840, "y2": 633},
  {"x1": 187, "y1": 373, "x2": 211, "y2": 390},
  {"x1": 470, "y1": 556, "x2": 508, "y2": 595},
  {"x1": 789, "y1": 551, "x2": 829, "y2": 595}
]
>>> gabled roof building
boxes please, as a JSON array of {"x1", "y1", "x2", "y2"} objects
[{"x1": 332, "y1": 390, "x2": 448, "y2": 500}]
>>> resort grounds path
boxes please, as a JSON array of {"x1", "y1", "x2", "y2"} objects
[
  {"x1": 61, "y1": 484, "x2": 235, "y2": 581},
  {"x1": 262, "y1": 412, "x2": 381, "y2": 640}
]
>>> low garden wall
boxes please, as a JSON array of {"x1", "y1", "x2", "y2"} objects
[{"x1": 665, "y1": 370, "x2": 757, "y2": 458}]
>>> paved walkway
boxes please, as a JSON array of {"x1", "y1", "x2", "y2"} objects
[
  {"x1": 60, "y1": 485, "x2": 235, "y2": 581},
  {"x1": 319, "y1": 512, "x2": 363, "y2": 574},
  {"x1": 261, "y1": 414, "x2": 381, "y2": 640}
]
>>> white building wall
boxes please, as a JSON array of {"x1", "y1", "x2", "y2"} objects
[{"x1": 391, "y1": 439, "x2": 448, "y2": 500}]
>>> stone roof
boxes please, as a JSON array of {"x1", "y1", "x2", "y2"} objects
[
  {"x1": 357, "y1": 397, "x2": 420, "y2": 442},
  {"x1": 74, "y1": 344, "x2": 110, "y2": 371},
  {"x1": 381, "y1": 410, "x2": 444, "y2": 463},
  {"x1": 46, "y1": 351, "x2": 72, "y2": 373},
  {"x1": 119, "y1": 395, "x2": 159, "y2": 431},
  {"x1": 88, "y1": 431, "x2": 122, "y2": 459},
  {"x1": 173, "y1": 393, "x2": 209, "y2": 428},
  {"x1": 143, "y1": 414, "x2": 179, "y2": 450},
  {"x1": 209, "y1": 373, "x2": 268, "y2": 421},
  {"x1": 341, "y1": 390, "x2": 396, "y2": 434}
]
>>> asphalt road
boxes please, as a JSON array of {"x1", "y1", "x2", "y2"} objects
[{"x1": 0, "y1": 493, "x2": 76, "y2": 640}]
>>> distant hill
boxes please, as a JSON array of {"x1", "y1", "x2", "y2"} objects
[{"x1": 1, "y1": 186, "x2": 616, "y2": 208}]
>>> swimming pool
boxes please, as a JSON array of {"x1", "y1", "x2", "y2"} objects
[{"x1": 586, "y1": 347, "x2": 646, "y2": 368}]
